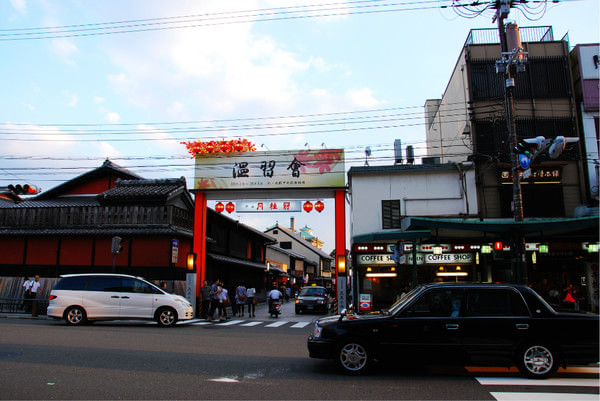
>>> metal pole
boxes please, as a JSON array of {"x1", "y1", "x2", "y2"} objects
[{"x1": 496, "y1": 7, "x2": 527, "y2": 284}]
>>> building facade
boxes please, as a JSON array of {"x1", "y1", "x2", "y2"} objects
[{"x1": 349, "y1": 27, "x2": 599, "y2": 312}]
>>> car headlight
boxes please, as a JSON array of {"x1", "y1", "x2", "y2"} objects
[
  {"x1": 175, "y1": 298, "x2": 192, "y2": 308},
  {"x1": 313, "y1": 323, "x2": 323, "y2": 338},
  {"x1": 317, "y1": 299, "x2": 325, "y2": 304},
  {"x1": 296, "y1": 299, "x2": 303, "y2": 304}
]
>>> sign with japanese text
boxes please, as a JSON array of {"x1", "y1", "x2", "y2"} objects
[
  {"x1": 499, "y1": 166, "x2": 562, "y2": 184},
  {"x1": 193, "y1": 149, "x2": 345, "y2": 190},
  {"x1": 237, "y1": 200, "x2": 302, "y2": 213}
]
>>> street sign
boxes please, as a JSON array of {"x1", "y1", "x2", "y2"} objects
[
  {"x1": 171, "y1": 239, "x2": 179, "y2": 264},
  {"x1": 519, "y1": 153, "x2": 530, "y2": 169}
]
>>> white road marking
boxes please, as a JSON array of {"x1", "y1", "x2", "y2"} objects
[
  {"x1": 290, "y1": 321, "x2": 311, "y2": 328},
  {"x1": 265, "y1": 321, "x2": 288, "y2": 327},
  {"x1": 240, "y1": 321, "x2": 263, "y2": 326},
  {"x1": 218, "y1": 319, "x2": 243, "y2": 326},
  {"x1": 209, "y1": 377, "x2": 239, "y2": 383},
  {"x1": 477, "y1": 378, "x2": 599, "y2": 387},
  {"x1": 491, "y1": 393, "x2": 598, "y2": 401}
]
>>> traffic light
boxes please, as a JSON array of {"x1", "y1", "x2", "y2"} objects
[
  {"x1": 7, "y1": 184, "x2": 41, "y2": 195},
  {"x1": 548, "y1": 136, "x2": 579, "y2": 159},
  {"x1": 111, "y1": 236, "x2": 123, "y2": 254}
]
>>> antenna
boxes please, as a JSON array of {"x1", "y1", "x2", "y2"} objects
[{"x1": 364, "y1": 147, "x2": 371, "y2": 166}]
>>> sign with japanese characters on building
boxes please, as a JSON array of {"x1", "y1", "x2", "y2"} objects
[
  {"x1": 237, "y1": 200, "x2": 302, "y2": 213},
  {"x1": 499, "y1": 166, "x2": 562, "y2": 184},
  {"x1": 193, "y1": 149, "x2": 345, "y2": 190}
]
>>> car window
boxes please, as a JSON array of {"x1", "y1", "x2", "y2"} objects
[
  {"x1": 404, "y1": 289, "x2": 463, "y2": 317},
  {"x1": 53, "y1": 276, "x2": 89, "y2": 291},
  {"x1": 121, "y1": 278, "x2": 157, "y2": 294},
  {"x1": 86, "y1": 277, "x2": 122, "y2": 292},
  {"x1": 465, "y1": 290, "x2": 530, "y2": 317},
  {"x1": 300, "y1": 288, "x2": 325, "y2": 297}
]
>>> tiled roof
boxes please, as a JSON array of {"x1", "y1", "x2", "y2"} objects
[
  {"x1": 0, "y1": 226, "x2": 193, "y2": 237},
  {"x1": 0, "y1": 196, "x2": 100, "y2": 209},
  {"x1": 99, "y1": 178, "x2": 186, "y2": 203}
]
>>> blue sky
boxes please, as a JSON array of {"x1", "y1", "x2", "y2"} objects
[{"x1": 1, "y1": 0, "x2": 598, "y2": 252}]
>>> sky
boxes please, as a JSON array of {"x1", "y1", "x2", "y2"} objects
[{"x1": 1, "y1": 0, "x2": 599, "y2": 253}]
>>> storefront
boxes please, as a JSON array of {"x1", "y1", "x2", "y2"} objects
[{"x1": 351, "y1": 216, "x2": 599, "y2": 313}]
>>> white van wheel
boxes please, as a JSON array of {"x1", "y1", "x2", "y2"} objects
[
  {"x1": 156, "y1": 307, "x2": 177, "y2": 327},
  {"x1": 64, "y1": 306, "x2": 86, "y2": 326}
]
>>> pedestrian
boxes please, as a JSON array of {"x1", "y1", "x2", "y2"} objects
[
  {"x1": 285, "y1": 286, "x2": 291, "y2": 303},
  {"x1": 27, "y1": 275, "x2": 42, "y2": 315},
  {"x1": 22, "y1": 277, "x2": 31, "y2": 311},
  {"x1": 200, "y1": 280, "x2": 211, "y2": 319},
  {"x1": 219, "y1": 283, "x2": 230, "y2": 320},
  {"x1": 208, "y1": 279, "x2": 222, "y2": 322},
  {"x1": 236, "y1": 284, "x2": 247, "y2": 317},
  {"x1": 246, "y1": 287, "x2": 256, "y2": 317}
]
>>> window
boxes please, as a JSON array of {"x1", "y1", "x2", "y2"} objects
[
  {"x1": 465, "y1": 290, "x2": 529, "y2": 316},
  {"x1": 54, "y1": 276, "x2": 88, "y2": 291},
  {"x1": 280, "y1": 241, "x2": 292, "y2": 249},
  {"x1": 382, "y1": 200, "x2": 401, "y2": 229},
  {"x1": 404, "y1": 289, "x2": 464, "y2": 317},
  {"x1": 86, "y1": 277, "x2": 122, "y2": 292},
  {"x1": 121, "y1": 278, "x2": 157, "y2": 294}
]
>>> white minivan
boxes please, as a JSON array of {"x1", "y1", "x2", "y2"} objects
[{"x1": 48, "y1": 273, "x2": 194, "y2": 327}]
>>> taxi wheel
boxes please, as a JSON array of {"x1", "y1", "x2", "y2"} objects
[
  {"x1": 64, "y1": 306, "x2": 87, "y2": 326},
  {"x1": 156, "y1": 307, "x2": 178, "y2": 327},
  {"x1": 516, "y1": 343, "x2": 559, "y2": 379},
  {"x1": 337, "y1": 339, "x2": 372, "y2": 375}
]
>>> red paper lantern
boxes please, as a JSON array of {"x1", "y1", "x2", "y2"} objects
[
  {"x1": 225, "y1": 202, "x2": 235, "y2": 213},
  {"x1": 314, "y1": 201, "x2": 324, "y2": 213},
  {"x1": 215, "y1": 202, "x2": 225, "y2": 213},
  {"x1": 303, "y1": 201, "x2": 313, "y2": 213},
  {"x1": 206, "y1": 142, "x2": 215, "y2": 153},
  {"x1": 233, "y1": 141, "x2": 244, "y2": 152}
]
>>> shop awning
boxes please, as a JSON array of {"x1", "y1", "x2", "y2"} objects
[
  {"x1": 353, "y1": 230, "x2": 431, "y2": 243},
  {"x1": 207, "y1": 253, "x2": 266, "y2": 270},
  {"x1": 402, "y1": 216, "x2": 599, "y2": 239}
]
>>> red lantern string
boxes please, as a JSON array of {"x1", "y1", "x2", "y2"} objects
[{"x1": 303, "y1": 201, "x2": 313, "y2": 213}]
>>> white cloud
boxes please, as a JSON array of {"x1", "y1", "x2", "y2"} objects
[
  {"x1": 105, "y1": 112, "x2": 121, "y2": 123},
  {"x1": 93, "y1": 96, "x2": 105, "y2": 105},
  {"x1": 346, "y1": 88, "x2": 384, "y2": 108},
  {"x1": 94, "y1": 141, "x2": 121, "y2": 159},
  {"x1": 51, "y1": 38, "x2": 78, "y2": 61},
  {"x1": 10, "y1": 0, "x2": 26, "y2": 14},
  {"x1": 67, "y1": 93, "x2": 78, "y2": 107},
  {"x1": 0, "y1": 123, "x2": 75, "y2": 157}
]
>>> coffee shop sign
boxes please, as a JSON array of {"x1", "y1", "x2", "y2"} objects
[{"x1": 358, "y1": 253, "x2": 473, "y2": 265}]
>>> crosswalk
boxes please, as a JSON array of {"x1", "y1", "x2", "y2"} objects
[
  {"x1": 179, "y1": 318, "x2": 313, "y2": 329},
  {"x1": 468, "y1": 366, "x2": 599, "y2": 401}
]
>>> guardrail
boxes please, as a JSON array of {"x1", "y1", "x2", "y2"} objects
[{"x1": 0, "y1": 298, "x2": 48, "y2": 316}]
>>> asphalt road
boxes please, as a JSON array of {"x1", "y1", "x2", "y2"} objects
[{"x1": 0, "y1": 303, "x2": 598, "y2": 400}]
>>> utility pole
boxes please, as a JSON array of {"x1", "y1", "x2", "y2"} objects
[{"x1": 493, "y1": 0, "x2": 528, "y2": 283}]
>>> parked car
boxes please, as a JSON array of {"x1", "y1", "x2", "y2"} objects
[
  {"x1": 47, "y1": 273, "x2": 194, "y2": 327},
  {"x1": 296, "y1": 286, "x2": 329, "y2": 314},
  {"x1": 307, "y1": 283, "x2": 599, "y2": 379}
]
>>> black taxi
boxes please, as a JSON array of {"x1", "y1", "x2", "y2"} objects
[{"x1": 307, "y1": 283, "x2": 599, "y2": 379}]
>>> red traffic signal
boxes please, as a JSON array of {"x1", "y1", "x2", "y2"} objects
[{"x1": 8, "y1": 184, "x2": 41, "y2": 195}]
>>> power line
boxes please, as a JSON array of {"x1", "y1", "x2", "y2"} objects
[{"x1": 0, "y1": 0, "x2": 491, "y2": 41}]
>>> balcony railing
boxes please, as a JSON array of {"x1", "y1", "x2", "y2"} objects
[
  {"x1": 465, "y1": 26, "x2": 554, "y2": 46},
  {"x1": 0, "y1": 205, "x2": 193, "y2": 231}
]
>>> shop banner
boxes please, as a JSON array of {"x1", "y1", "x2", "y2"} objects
[
  {"x1": 358, "y1": 253, "x2": 473, "y2": 265},
  {"x1": 194, "y1": 149, "x2": 345, "y2": 190}
]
